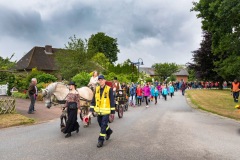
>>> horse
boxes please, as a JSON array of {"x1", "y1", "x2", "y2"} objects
[{"x1": 42, "y1": 82, "x2": 94, "y2": 130}]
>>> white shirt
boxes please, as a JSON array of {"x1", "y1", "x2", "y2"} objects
[{"x1": 89, "y1": 76, "x2": 98, "y2": 86}]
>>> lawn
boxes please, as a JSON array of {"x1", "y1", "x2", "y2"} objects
[
  {"x1": 0, "y1": 114, "x2": 34, "y2": 129},
  {"x1": 186, "y1": 89, "x2": 240, "y2": 120}
]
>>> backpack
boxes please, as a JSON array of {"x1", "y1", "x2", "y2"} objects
[{"x1": 130, "y1": 86, "x2": 136, "y2": 96}]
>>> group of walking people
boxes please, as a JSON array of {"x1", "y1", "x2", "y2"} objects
[
  {"x1": 127, "y1": 81, "x2": 183, "y2": 108},
  {"x1": 27, "y1": 70, "x2": 239, "y2": 148}
]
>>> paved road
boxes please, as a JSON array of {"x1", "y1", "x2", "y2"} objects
[{"x1": 1, "y1": 92, "x2": 240, "y2": 160}]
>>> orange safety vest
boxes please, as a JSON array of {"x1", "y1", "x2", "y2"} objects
[{"x1": 232, "y1": 82, "x2": 240, "y2": 92}]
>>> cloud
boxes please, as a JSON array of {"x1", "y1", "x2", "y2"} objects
[{"x1": 0, "y1": 0, "x2": 202, "y2": 67}]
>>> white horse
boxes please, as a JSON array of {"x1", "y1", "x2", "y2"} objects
[{"x1": 42, "y1": 82, "x2": 94, "y2": 129}]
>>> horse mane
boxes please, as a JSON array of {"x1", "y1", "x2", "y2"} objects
[{"x1": 45, "y1": 82, "x2": 69, "y2": 100}]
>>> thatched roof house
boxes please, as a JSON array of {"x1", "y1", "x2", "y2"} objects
[{"x1": 15, "y1": 45, "x2": 60, "y2": 72}]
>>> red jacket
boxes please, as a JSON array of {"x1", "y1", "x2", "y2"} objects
[{"x1": 136, "y1": 87, "x2": 142, "y2": 96}]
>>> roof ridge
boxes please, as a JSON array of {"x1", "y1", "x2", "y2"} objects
[{"x1": 27, "y1": 47, "x2": 36, "y2": 69}]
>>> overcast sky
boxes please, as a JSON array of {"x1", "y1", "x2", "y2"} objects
[{"x1": 0, "y1": 0, "x2": 202, "y2": 67}]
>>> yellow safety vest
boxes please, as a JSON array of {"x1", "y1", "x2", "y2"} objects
[{"x1": 94, "y1": 85, "x2": 111, "y2": 115}]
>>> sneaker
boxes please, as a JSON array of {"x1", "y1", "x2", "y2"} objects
[
  {"x1": 146, "y1": 105, "x2": 149, "y2": 108},
  {"x1": 97, "y1": 141, "x2": 103, "y2": 148},
  {"x1": 106, "y1": 130, "x2": 113, "y2": 140}
]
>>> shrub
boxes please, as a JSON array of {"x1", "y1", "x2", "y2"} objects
[
  {"x1": 145, "y1": 77, "x2": 153, "y2": 83},
  {"x1": 72, "y1": 72, "x2": 91, "y2": 87},
  {"x1": 36, "y1": 73, "x2": 57, "y2": 83},
  {"x1": 12, "y1": 92, "x2": 28, "y2": 99}
]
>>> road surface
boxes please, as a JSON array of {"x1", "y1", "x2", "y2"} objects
[{"x1": 1, "y1": 92, "x2": 240, "y2": 160}]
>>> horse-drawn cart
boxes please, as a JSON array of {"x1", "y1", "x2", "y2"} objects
[{"x1": 106, "y1": 81, "x2": 128, "y2": 123}]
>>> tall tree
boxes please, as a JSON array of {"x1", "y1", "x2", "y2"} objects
[
  {"x1": 187, "y1": 31, "x2": 221, "y2": 81},
  {"x1": 192, "y1": 0, "x2": 240, "y2": 79},
  {"x1": 152, "y1": 63, "x2": 179, "y2": 80},
  {"x1": 87, "y1": 32, "x2": 120, "y2": 63},
  {"x1": 0, "y1": 54, "x2": 16, "y2": 70},
  {"x1": 55, "y1": 35, "x2": 94, "y2": 80}
]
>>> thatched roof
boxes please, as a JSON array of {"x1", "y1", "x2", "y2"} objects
[
  {"x1": 139, "y1": 67, "x2": 156, "y2": 76},
  {"x1": 15, "y1": 45, "x2": 60, "y2": 71},
  {"x1": 174, "y1": 69, "x2": 189, "y2": 76}
]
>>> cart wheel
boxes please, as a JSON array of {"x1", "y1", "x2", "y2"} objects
[
  {"x1": 117, "y1": 104, "x2": 123, "y2": 118},
  {"x1": 125, "y1": 103, "x2": 128, "y2": 111}
]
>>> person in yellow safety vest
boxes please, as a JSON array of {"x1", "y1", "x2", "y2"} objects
[
  {"x1": 88, "y1": 75, "x2": 115, "y2": 148},
  {"x1": 231, "y1": 79, "x2": 240, "y2": 103}
]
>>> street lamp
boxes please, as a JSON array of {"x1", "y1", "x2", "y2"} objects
[{"x1": 131, "y1": 58, "x2": 144, "y2": 81}]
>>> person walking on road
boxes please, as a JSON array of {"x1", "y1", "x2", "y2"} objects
[
  {"x1": 63, "y1": 81, "x2": 80, "y2": 138},
  {"x1": 143, "y1": 83, "x2": 150, "y2": 108},
  {"x1": 136, "y1": 84, "x2": 143, "y2": 106},
  {"x1": 89, "y1": 75, "x2": 115, "y2": 148},
  {"x1": 28, "y1": 78, "x2": 38, "y2": 114},
  {"x1": 153, "y1": 87, "x2": 159, "y2": 104},
  {"x1": 169, "y1": 84, "x2": 175, "y2": 98},
  {"x1": 162, "y1": 85, "x2": 168, "y2": 101},
  {"x1": 231, "y1": 79, "x2": 240, "y2": 103},
  {"x1": 181, "y1": 82, "x2": 187, "y2": 96},
  {"x1": 129, "y1": 83, "x2": 136, "y2": 107}
]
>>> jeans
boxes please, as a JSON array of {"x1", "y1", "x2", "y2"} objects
[
  {"x1": 129, "y1": 95, "x2": 136, "y2": 106},
  {"x1": 233, "y1": 92, "x2": 239, "y2": 102},
  {"x1": 28, "y1": 95, "x2": 35, "y2": 113}
]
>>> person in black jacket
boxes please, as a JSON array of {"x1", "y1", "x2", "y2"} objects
[{"x1": 28, "y1": 78, "x2": 37, "y2": 114}]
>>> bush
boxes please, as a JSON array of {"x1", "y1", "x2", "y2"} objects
[
  {"x1": 12, "y1": 92, "x2": 28, "y2": 99},
  {"x1": 72, "y1": 72, "x2": 91, "y2": 87},
  {"x1": 145, "y1": 77, "x2": 153, "y2": 83},
  {"x1": 36, "y1": 82, "x2": 51, "y2": 91},
  {"x1": 36, "y1": 73, "x2": 57, "y2": 83}
]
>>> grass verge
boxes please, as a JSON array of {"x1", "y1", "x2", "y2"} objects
[
  {"x1": 0, "y1": 114, "x2": 34, "y2": 129},
  {"x1": 186, "y1": 89, "x2": 240, "y2": 120}
]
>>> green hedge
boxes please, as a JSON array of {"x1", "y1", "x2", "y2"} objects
[{"x1": 12, "y1": 92, "x2": 28, "y2": 99}]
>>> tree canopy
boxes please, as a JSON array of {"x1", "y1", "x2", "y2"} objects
[
  {"x1": 87, "y1": 32, "x2": 119, "y2": 63},
  {"x1": 0, "y1": 54, "x2": 16, "y2": 70},
  {"x1": 192, "y1": 0, "x2": 240, "y2": 80},
  {"x1": 152, "y1": 63, "x2": 179, "y2": 80},
  {"x1": 187, "y1": 31, "x2": 221, "y2": 81},
  {"x1": 55, "y1": 35, "x2": 94, "y2": 80}
]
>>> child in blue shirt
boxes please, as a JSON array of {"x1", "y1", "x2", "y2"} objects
[{"x1": 162, "y1": 86, "x2": 168, "y2": 101}]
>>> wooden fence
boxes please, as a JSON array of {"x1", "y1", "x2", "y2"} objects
[{"x1": 0, "y1": 97, "x2": 16, "y2": 114}]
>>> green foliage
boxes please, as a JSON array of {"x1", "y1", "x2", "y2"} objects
[
  {"x1": 12, "y1": 92, "x2": 28, "y2": 99},
  {"x1": 14, "y1": 73, "x2": 28, "y2": 92},
  {"x1": 26, "y1": 68, "x2": 44, "y2": 84},
  {"x1": 36, "y1": 73, "x2": 57, "y2": 83},
  {"x1": 72, "y1": 72, "x2": 91, "y2": 87},
  {"x1": 0, "y1": 72, "x2": 10, "y2": 85},
  {"x1": 152, "y1": 63, "x2": 179, "y2": 80},
  {"x1": 145, "y1": 77, "x2": 153, "y2": 83},
  {"x1": 0, "y1": 54, "x2": 16, "y2": 70},
  {"x1": 7, "y1": 74, "x2": 15, "y2": 95},
  {"x1": 169, "y1": 75, "x2": 176, "y2": 82},
  {"x1": 187, "y1": 31, "x2": 221, "y2": 81},
  {"x1": 55, "y1": 35, "x2": 94, "y2": 80},
  {"x1": 88, "y1": 32, "x2": 120, "y2": 63},
  {"x1": 192, "y1": 0, "x2": 240, "y2": 80},
  {"x1": 91, "y1": 52, "x2": 111, "y2": 72},
  {"x1": 36, "y1": 82, "x2": 46, "y2": 91}
]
